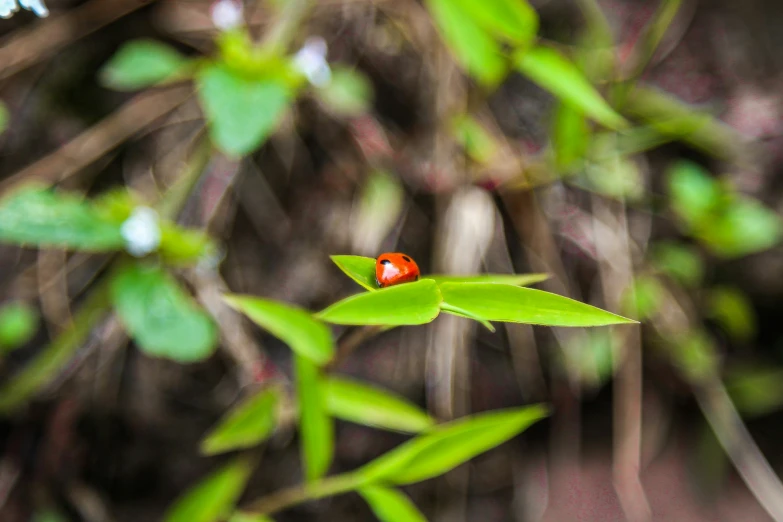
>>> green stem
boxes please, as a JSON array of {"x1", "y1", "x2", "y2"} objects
[
  {"x1": 440, "y1": 303, "x2": 495, "y2": 332},
  {"x1": 243, "y1": 472, "x2": 364, "y2": 515}
]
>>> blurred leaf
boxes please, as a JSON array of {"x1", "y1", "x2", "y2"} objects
[
  {"x1": 429, "y1": 274, "x2": 549, "y2": 286},
  {"x1": 451, "y1": 115, "x2": 499, "y2": 164},
  {"x1": 652, "y1": 241, "x2": 703, "y2": 287},
  {"x1": 628, "y1": 0, "x2": 683, "y2": 78},
  {"x1": 621, "y1": 275, "x2": 664, "y2": 320},
  {"x1": 584, "y1": 147, "x2": 644, "y2": 200},
  {"x1": 453, "y1": 0, "x2": 538, "y2": 46},
  {"x1": 316, "y1": 280, "x2": 442, "y2": 326},
  {"x1": 669, "y1": 329, "x2": 718, "y2": 384},
  {"x1": 318, "y1": 67, "x2": 373, "y2": 116},
  {"x1": 0, "y1": 187, "x2": 124, "y2": 251},
  {"x1": 91, "y1": 188, "x2": 137, "y2": 224},
  {"x1": 100, "y1": 39, "x2": 188, "y2": 91},
  {"x1": 351, "y1": 171, "x2": 404, "y2": 255},
  {"x1": 0, "y1": 282, "x2": 110, "y2": 414},
  {"x1": 552, "y1": 101, "x2": 589, "y2": 172},
  {"x1": 425, "y1": 0, "x2": 507, "y2": 86},
  {"x1": 667, "y1": 161, "x2": 722, "y2": 229},
  {"x1": 0, "y1": 101, "x2": 8, "y2": 135},
  {"x1": 330, "y1": 255, "x2": 378, "y2": 291},
  {"x1": 358, "y1": 405, "x2": 548, "y2": 485},
  {"x1": 0, "y1": 302, "x2": 38, "y2": 353},
  {"x1": 32, "y1": 510, "x2": 69, "y2": 522},
  {"x1": 200, "y1": 387, "x2": 280, "y2": 455},
  {"x1": 572, "y1": 329, "x2": 614, "y2": 388},
  {"x1": 726, "y1": 365, "x2": 783, "y2": 418},
  {"x1": 224, "y1": 295, "x2": 334, "y2": 365},
  {"x1": 295, "y1": 354, "x2": 333, "y2": 482},
  {"x1": 159, "y1": 224, "x2": 218, "y2": 266},
  {"x1": 706, "y1": 286, "x2": 755, "y2": 343},
  {"x1": 229, "y1": 513, "x2": 274, "y2": 522},
  {"x1": 196, "y1": 63, "x2": 290, "y2": 158},
  {"x1": 164, "y1": 459, "x2": 252, "y2": 522},
  {"x1": 359, "y1": 485, "x2": 428, "y2": 522},
  {"x1": 111, "y1": 263, "x2": 218, "y2": 362},
  {"x1": 514, "y1": 46, "x2": 627, "y2": 130},
  {"x1": 325, "y1": 376, "x2": 435, "y2": 433},
  {"x1": 700, "y1": 197, "x2": 782, "y2": 258},
  {"x1": 439, "y1": 282, "x2": 635, "y2": 326},
  {"x1": 626, "y1": 86, "x2": 743, "y2": 161}
]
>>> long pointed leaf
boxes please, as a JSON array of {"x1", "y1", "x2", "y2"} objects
[
  {"x1": 200, "y1": 387, "x2": 280, "y2": 455},
  {"x1": 295, "y1": 354, "x2": 333, "y2": 481},
  {"x1": 359, "y1": 485, "x2": 428, "y2": 522},
  {"x1": 164, "y1": 459, "x2": 252, "y2": 522}
]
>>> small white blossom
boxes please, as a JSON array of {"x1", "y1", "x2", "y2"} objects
[
  {"x1": 293, "y1": 37, "x2": 331, "y2": 87},
  {"x1": 1, "y1": 0, "x2": 48, "y2": 18},
  {"x1": 210, "y1": 0, "x2": 243, "y2": 31},
  {"x1": 121, "y1": 207, "x2": 161, "y2": 257}
]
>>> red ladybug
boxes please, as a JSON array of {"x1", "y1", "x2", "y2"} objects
[{"x1": 375, "y1": 253, "x2": 420, "y2": 288}]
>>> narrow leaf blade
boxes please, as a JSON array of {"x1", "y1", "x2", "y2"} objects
[
  {"x1": 295, "y1": 354, "x2": 333, "y2": 481},
  {"x1": 164, "y1": 459, "x2": 252, "y2": 522},
  {"x1": 330, "y1": 255, "x2": 379, "y2": 291},
  {"x1": 439, "y1": 283, "x2": 635, "y2": 327},
  {"x1": 316, "y1": 279, "x2": 442, "y2": 326},
  {"x1": 325, "y1": 377, "x2": 435, "y2": 433},
  {"x1": 111, "y1": 263, "x2": 218, "y2": 362},
  {"x1": 200, "y1": 387, "x2": 280, "y2": 455},
  {"x1": 100, "y1": 39, "x2": 188, "y2": 91},
  {"x1": 224, "y1": 295, "x2": 334, "y2": 365},
  {"x1": 453, "y1": 0, "x2": 538, "y2": 46},
  {"x1": 359, "y1": 485, "x2": 428, "y2": 522},
  {"x1": 429, "y1": 274, "x2": 549, "y2": 286}
]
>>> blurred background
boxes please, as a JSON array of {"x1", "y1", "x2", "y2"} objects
[{"x1": 3, "y1": 0, "x2": 783, "y2": 520}]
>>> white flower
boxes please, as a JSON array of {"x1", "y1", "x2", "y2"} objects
[
  {"x1": 292, "y1": 36, "x2": 332, "y2": 87},
  {"x1": 1, "y1": 0, "x2": 48, "y2": 18},
  {"x1": 121, "y1": 207, "x2": 161, "y2": 257},
  {"x1": 210, "y1": 0, "x2": 243, "y2": 31}
]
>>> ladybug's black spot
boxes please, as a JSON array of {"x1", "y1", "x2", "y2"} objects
[
  {"x1": 380, "y1": 259, "x2": 391, "y2": 265},
  {"x1": 402, "y1": 255, "x2": 411, "y2": 262}
]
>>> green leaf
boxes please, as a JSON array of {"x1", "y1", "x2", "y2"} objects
[
  {"x1": 552, "y1": 101, "x2": 589, "y2": 172},
  {"x1": 330, "y1": 255, "x2": 379, "y2": 291},
  {"x1": 425, "y1": 0, "x2": 507, "y2": 86},
  {"x1": 705, "y1": 286, "x2": 755, "y2": 343},
  {"x1": 439, "y1": 303, "x2": 496, "y2": 332},
  {"x1": 229, "y1": 513, "x2": 274, "y2": 522},
  {"x1": 359, "y1": 485, "x2": 428, "y2": 522},
  {"x1": 513, "y1": 46, "x2": 627, "y2": 130},
  {"x1": 295, "y1": 354, "x2": 333, "y2": 482},
  {"x1": 621, "y1": 275, "x2": 664, "y2": 320},
  {"x1": 111, "y1": 263, "x2": 218, "y2": 362},
  {"x1": 439, "y1": 282, "x2": 635, "y2": 326},
  {"x1": 200, "y1": 387, "x2": 280, "y2": 455},
  {"x1": 196, "y1": 63, "x2": 291, "y2": 158},
  {"x1": 669, "y1": 329, "x2": 718, "y2": 384},
  {"x1": 453, "y1": 0, "x2": 538, "y2": 47},
  {"x1": 223, "y1": 295, "x2": 334, "y2": 365},
  {"x1": 429, "y1": 274, "x2": 549, "y2": 286},
  {"x1": 164, "y1": 459, "x2": 252, "y2": 522},
  {"x1": 325, "y1": 377, "x2": 434, "y2": 433},
  {"x1": 0, "y1": 187, "x2": 125, "y2": 251},
  {"x1": 159, "y1": 224, "x2": 218, "y2": 266},
  {"x1": 451, "y1": 115, "x2": 499, "y2": 164},
  {"x1": 358, "y1": 405, "x2": 548, "y2": 485},
  {"x1": 318, "y1": 67, "x2": 373, "y2": 116},
  {"x1": 0, "y1": 302, "x2": 38, "y2": 353},
  {"x1": 700, "y1": 197, "x2": 782, "y2": 257},
  {"x1": 352, "y1": 171, "x2": 404, "y2": 255},
  {"x1": 726, "y1": 365, "x2": 783, "y2": 418},
  {"x1": 651, "y1": 241, "x2": 703, "y2": 287},
  {"x1": 100, "y1": 39, "x2": 188, "y2": 91},
  {"x1": 667, "y1": 161, "x2": 722, "y2": 229},
  {"x1": 316, "y1": 280, "x2": 442, "y2": 326},
  {"x1": 0, "y1": 101, "x2": 8, "y2": 135}
]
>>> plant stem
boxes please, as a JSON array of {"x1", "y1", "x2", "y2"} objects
[{"x1": 243, "y1": 472, "x2": 364, "y2": 515}]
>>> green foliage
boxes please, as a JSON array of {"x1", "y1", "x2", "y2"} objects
[
  {"x1": 316, "y1": 280, "x2": 442, "y2": 326},
  {"x1": 201, "y1": 387, "x2": 280, "y2": 455},
  {"x1": 726, "y1": 366, "x2": 783, "y2": 418},
  {"x1": 318, "y1": 67, "x2": 373, "y2": 115},
  {"x1": 667, "y1": 161, "x2": 782, "y2": 257},
  {"x1": 100, "y1": 39, "x2": 189, "y2": 90},
  {"x1": 0, "y1": 186, "x2": 125, "y2": 252},
  {"x1": 352, "y1": 171, "x2": 404, "y2": 253},
  {"x1": 111, "y1": 263, "x2": 218, "y2": 362},
  {"x1": 330, "y1": 255, "x2": 380, "y2": 291},
  {"x1": 0, "y1": 302, "x2": 38, "y2": 353},
  {"x1": 159, "y1": 224, "x2": 218, "y2": 266},
  {"x1": 295, "y1": 354, "x2": 333, "y2": 482},
  {"x1": 324, "y1": 376, "x2": 435, "y2": 433},
  {"x1": 451, "y1": 115, "x2": 499, "y2": 164},
  {"x1": 453, "y1": 0, "x2": 538, "y2": 46},
  {"x1": 229, "y1": 513, "x2": 274, "y2": 522},
  {"x1": 439, "y1": 282, "x2": 635, "y2": 327},
  {"x1": 652, "y1": 241, "x2": 703, "y2": 287},
  {"x1": 0, "y1": 101, "x2": 8, "y2": 135},
  {"x1": 621, "y1": 275, "x2": 664, "y2": 320},
  {"x1": 514, "y1": 46, "x2": 627, "y2": 130},
  {"x1": 224, "y1": 295, "x2": 334, "y2": 365},
  {"x1": 429, "y1": 274, "x2": 550, "y2": 286},
  {"x1": 359, "y1": 485, "x2": 428, "y2": 522},
  {"x1": 669, "y1": 329, "x2": 719, "y2": 384},
  {"x1": 425, "y1": 0, "x2": 507, "y2": 86},
  {"x1": 164, "y1": 459, "x2": 252, "y2": 522},
  {"x1": 552, "y1": 101, "x2": 590, "y2": 172},
  {"x1": 196, "y1": 63, "x2": 291, "y2": 158},
  {"x1": 705, "y1": 286, "x2": 755, "y2": 343},
  {"x1": 357, "y1": 405, "x2": 548, "y2": 485}
]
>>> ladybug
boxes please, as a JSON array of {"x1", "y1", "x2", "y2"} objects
[{"x1": 375, "y1": 253, "x2": 420, "y2": 288}]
